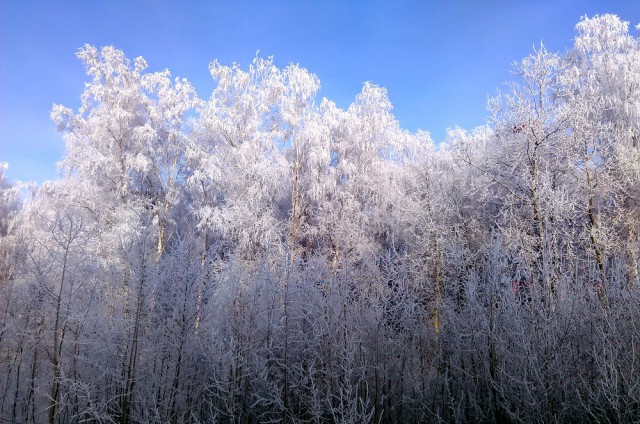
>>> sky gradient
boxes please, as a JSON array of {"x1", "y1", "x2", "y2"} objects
[{"x1": 1, "y1": 0, "x2": 639, "y2": 184}]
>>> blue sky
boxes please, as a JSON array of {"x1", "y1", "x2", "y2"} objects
[{"x1": 1, "y1": 0, "x2": 639, "y2": 184}]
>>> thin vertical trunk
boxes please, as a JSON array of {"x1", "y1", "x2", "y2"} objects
[
  {"x1": 121, "y1": 253, "x2": 146, "y2": 424},
  {"x1": 488, "y1": 295, "x2": 501, "y2": 422},
  {"x1": 121, "y1": 287, "x2": 142, "y2": 424},
  {"x1": 433, "y1": 255, "x2": 442, "y2": 335},
  {"x1": 585, "y1": 168, "x2": 607, "y2": 304},
  {"x1": 289, "y1": 141, "x2": 302, "y2": 256},
  {"x1": 624, "y1": 213, "x2": 639, "y2": 288},
  {"x1": 26, "y1": 342, "x2": 39, "y2": 424},
  {"x1": 0, "y1": 274, "x2": 15, "y2": 351},
  {"x1": 195, "y1": 233, "x2": 209, "y2": 334},
  {"x1": 530, "y1": 155, "x2": 550, "y2": 303},
  {"x1": 282, "y1": 263, "x2": 291, "y2": 423},
  {"x1": 49, "y1": 237, "x2": 72, "y2": 424},
  {"x1": 169, "y1": 340, "x2": 184, "y2": 424},
  {"x1": 157, "y1": 218, "x2": 166, "y2": 255},
  {"x1": 11, "y1": 346, "x2": 23, "y2": 423},
  {"x1": 158, "y1": 155, "x2": 179, "y2": 256},
  {"x1": 1, "y1": 364, "x2": 13, "y2": 417},
  {"x1": 169, "y1": 280, "x2": 191, "y2": 423}
]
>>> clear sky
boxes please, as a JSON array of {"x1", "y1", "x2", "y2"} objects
[{"x1": 1, "y1": 0, "x2": 639, "y2": 184}]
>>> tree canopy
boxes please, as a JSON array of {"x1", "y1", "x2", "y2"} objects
[{"x1": 1, "y1": 14, "x2": 640, "y2": 424}]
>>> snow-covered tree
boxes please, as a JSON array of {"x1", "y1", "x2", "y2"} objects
[{"x1": 4, "y1": 15, "x2": 640, "y2": 423}]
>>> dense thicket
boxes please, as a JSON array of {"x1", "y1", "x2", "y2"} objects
[{"x1": 1, "y1": 14, "x2": 640, "y2": 424}]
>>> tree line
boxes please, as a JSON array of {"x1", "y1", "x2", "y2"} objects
[{"x1": 1, "y1": 14, "x2": 639, "y2": 423}]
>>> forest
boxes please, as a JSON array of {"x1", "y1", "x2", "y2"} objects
[{"x1": 1, "y1": 14, "x2": 639, "y2": 424}]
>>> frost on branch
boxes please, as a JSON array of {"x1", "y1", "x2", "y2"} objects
[{"x1": 1, "y1": 14, "x2": 640, "y2": 424}]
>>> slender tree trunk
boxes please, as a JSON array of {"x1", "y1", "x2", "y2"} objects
[
  {"x1": 530, "y1": 155, "x2": 551, "y2": 304},
  {"x1": 624, "y1": 211, "x2": 639, "y2": 288},
  {"x1": 49, "y1": 237, "x2": 72, "y2": 424},
  {"x1": 121, "y1": 254, "x2": 147, "y2": 424},
  {"x1": 26, "y1": 343, "x2": 39, "y2": 424},
  {"x1": 433, "y1": 254, "x2": 442, "y2": 335},
  {"x1": 289, "y1": 141, "x2": 302, "y2": 258},
  {"x1": 585, "y1": 168, "x2": 607, "y2": 304},
  {"x1": 11, "y1": 346, "x2": 23, "y2": 423}
]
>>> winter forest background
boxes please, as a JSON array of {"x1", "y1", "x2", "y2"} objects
[{"x1": 1, "y1": 14, "x2": 640, "y2": 424}]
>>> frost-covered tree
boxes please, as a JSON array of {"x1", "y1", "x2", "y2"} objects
[
  {"x1": 51, "y1": 45, "x2": 197, "y2": 256},
  {"x1": 561, "y1": 14, "x2": 640, "y2": 291},
  {"x1": 3, "y1": 15, "x2": 640, "y2": 423}
]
